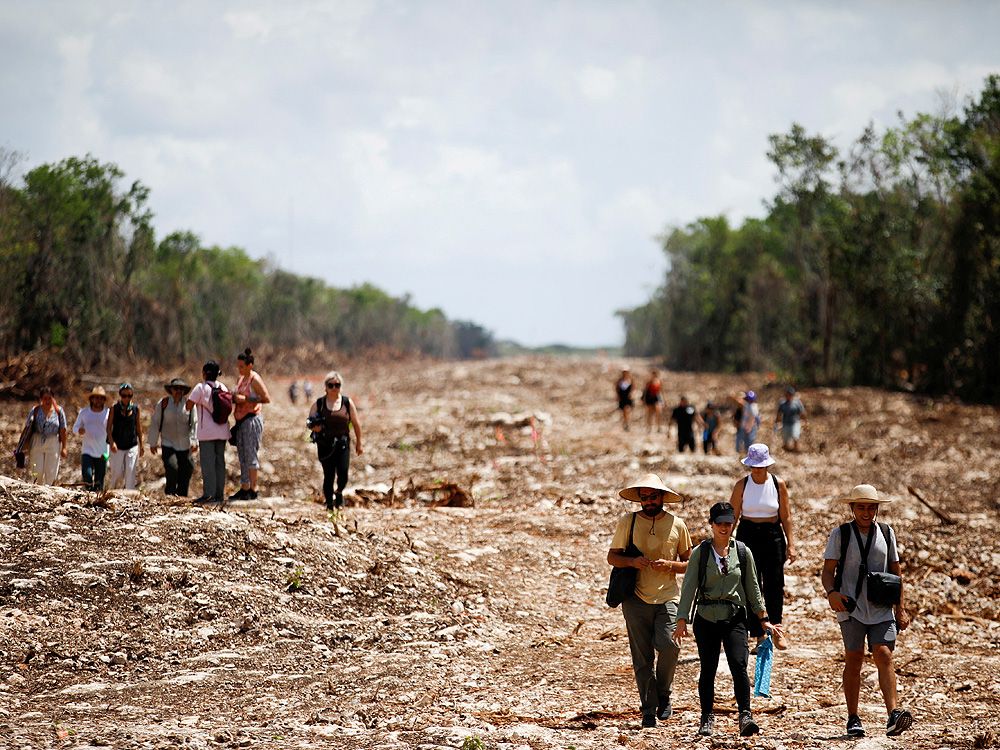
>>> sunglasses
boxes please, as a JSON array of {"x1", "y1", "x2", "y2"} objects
[
  {"x1": 326, "y1": 382, "x2": 342, "y2": 389},
  {"x1": 120, "y1": 393, "x2": 134, "y2": 398},
  {"x1": 720, "y1": 555, "x2": 729, "y2": 576}
]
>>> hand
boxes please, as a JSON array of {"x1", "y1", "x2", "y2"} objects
[
  {"x1": 60, "y1": 447, "x2": 68, "y2": 459},
  {"x1": 633, "y1": 556, "x2": 651, "y2": 570},
  {"x1": 786, "y1": 544, "x2": 798, "y2": 563},
  {"x1": 649, "y1": 559, "x2": 674, "y2": 573},
  {"x1": 674, "y1": 620, "x2": 688, "y2": 645},
  {"x1": 151, "y1": 445, "x2": 158, "y2": 455},
  {"x1": 191, "y1": 443, "x2": 199, "y2": 454},
  {"x1": 765, "y1": 622, "x2": 783, "y2": 639},
  {"x1": 310, "y1": 425, "x2": 324, "y2": 433},
  {"x1": 235, "y1": 394, "x2": 246, "y2": 403},
  {"x1": 79, "y1": 427, "x2": 86, "y2": 435},
  {"x1": 110, "y1": 444, "x2": 118, "y2": 453},
  {"x1": 828, "y1": 591, "x2": 849, "y2": 612},
  {"x1": 139, "y1": 445, "x2": 145, "y2": 457},
  {"x1": 896, "y1": 606, "x2": 911, "y2": 631},
  {"x1": 355, "y1": 443, "x2": 363, "y2": 456}
]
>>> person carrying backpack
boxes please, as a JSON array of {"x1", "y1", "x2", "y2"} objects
[
  {"x1": 307, "y1": 370, "x2": 363, "y2": 510},
  {"x1": 675, "y1": 502, "x2": 781, "y2": 738},
  {"x1": 106, "y1": 383, "x2": 144, "y2": 490},
  {"x1": 148, "y1": 377, "x2": 197, "y2": 497},
  {"x1": 821, "y1": 484, "x2": 913, "y2": 738},
  {"x1": 18, "y1": 386, "x2": 68, "y2": 485},
  {"x1": 186, "y1": 360, "x2": 232, "y2": 503}
]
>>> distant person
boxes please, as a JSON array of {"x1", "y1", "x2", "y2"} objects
[
  {"x1": 607, "y1": 474, "x2": 692, "y2": 728},
  {"x1": 670, "y1": 396, "x2": 698, "y2": 453},
  {"x1": 308, "y1": 370, "x2": 363, "y2": 510},
  {"x1": 302, "y1": 380, "x2": 313, "y2": 401},
  {"x1": 821, "y1": 485, "x2": 912, "y2": 738},
  {"x1": 148, "y1": 378, "x2": 197, "y2": 497},
  {"x1": 701, "y1": 401, "x2": 721, "y2": 455},
  {"x1": 73, "y1": 386, "x2": 110, "y2": 491},
  {"x1": 231, "y1": 348, "x2": 271, "y2": 500},
  {"x1": 187, "y1": 360, "x2": 232, "y2": 504},
  {"x1": 615, "y1": 368, "x2": 634, "y2": 431},
  {"x1": 17, "y1": 386, "x2": 68, "y2": 485},
  {"x1": 288, "y1": 380, "x2": 300, "y2": 405},
  {"x1": 730, "y1": 393, "x2": 744, "y2": 453},
  {"x1": 675, "y1": 501, "x2": 782, "y2": 738},
  {"x1": 106, "y1": 383, "x2": 144, "y2": 490},
  {"x1": 736, "y1": 390, "x2": 760, "y2": 453},
  {"x1": 728, "y1": 444, "x2": 794, "y2": 651},
  {"x1": 642, "y1": 369, "x2": 665, "y2": 432},
  {"x1": 775, "y1": 387, "x2": 805, "y2": 452}
]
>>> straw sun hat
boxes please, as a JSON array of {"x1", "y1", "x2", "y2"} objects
[
  {"x1": 838, "y1": 484, "x2": 894, "y2": 504},
  {"x1": 619, "y1": 473, "x2": 683, "y2": 503}
]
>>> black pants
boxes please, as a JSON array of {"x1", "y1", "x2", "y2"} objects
[
  {"x1": 318, "y1": 439, "x2": 350, "y2": 508},
  {"x1": 677, "y1": 431, "x2": 695, "y2": 452},
  {"x1": 162, "y1": 446, "x2": 194, "y2": 496},
  {"x1": 736, "y1": 520, "x2": 786, "y2": 637},
  {"x1": 693, "y1": 611, "x2": 751, "y2": 715}
]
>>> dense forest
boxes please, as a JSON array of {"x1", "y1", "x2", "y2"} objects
[
  {"x1": 621, "y1": 75, "x2": 1000, "y2": 402},
  {"x1": 0, "y1": 153, "x2": 496, "y2": 369}
]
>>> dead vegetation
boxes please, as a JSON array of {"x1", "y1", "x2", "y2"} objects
[{"x1": 1, "y1": 355, "x2": 999, "y2": 749}]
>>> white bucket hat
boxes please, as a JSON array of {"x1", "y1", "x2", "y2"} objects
[
  {"x1": 838, "y1": 484, "x2": 894, "y2": 504},
  {"x1": 619, "y1": 473, "x2": 682, "y2": 503},
  {"x1": 741, "y1": 443, "x2": 775, "y2": 468}
]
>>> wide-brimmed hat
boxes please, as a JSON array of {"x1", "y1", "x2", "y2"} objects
[
  {"x1": 619, "y1": 473, "x2": 682, "y2": 503},
  {"x1": 164, "y1": 377, "x2": 191, "y2": 394},
  {"x1": 741, "y1": 443, "x2": 775, "y2": 468},
  {"x1": 88, "y1": 386, "x2": 107, "y2": 401},
  {"x1": 838, "y1": 484, "x2": 893, "y2": 504}
]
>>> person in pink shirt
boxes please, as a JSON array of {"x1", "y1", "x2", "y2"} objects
[{"x1": 186, "y1": 360, "x2": 231, "y2": 503}]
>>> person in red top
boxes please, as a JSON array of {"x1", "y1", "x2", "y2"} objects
[
  {"x1": 642, "y1": 369, "x2": 664, "y2": 433},
  {"x1": 230, "y1": 348, "x2": 271, "y2": 500}
]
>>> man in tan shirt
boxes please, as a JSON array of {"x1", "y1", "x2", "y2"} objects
[{"x1": 608, "y1": 473, "x2": 692, "y2": 728}]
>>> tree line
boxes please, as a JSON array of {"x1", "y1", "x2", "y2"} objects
[
  {"x1": 0, "y1": 153, "x2": 496, "y2": 368},
  {"x1": 620, "y1": 75, "x2": 1000, "y2": 402}
]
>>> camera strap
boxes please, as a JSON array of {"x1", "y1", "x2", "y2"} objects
[{"x1": 850, "y1": 522, "x2": 877, "y2": 600}]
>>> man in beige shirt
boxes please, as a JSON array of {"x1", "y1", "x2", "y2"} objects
[{"x1": 608, "y1": 473, "x2": 692, "y2": 728}]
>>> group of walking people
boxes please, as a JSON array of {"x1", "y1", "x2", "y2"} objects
[
  {"x1": 608, "y1": 443, "x2": 912, "y2": 739},
  {"x1": 614, "y1": 367, "x2": 807, "y2": 455}
]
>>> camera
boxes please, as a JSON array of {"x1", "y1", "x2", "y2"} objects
[{"x1": 306, "y1": 415, "x2": 325, "y2": 443}]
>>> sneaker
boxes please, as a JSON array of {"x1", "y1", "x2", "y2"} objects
[
  {"x1": 641, "y1": 714, "x2": 656, "y2": 729},
  {"x1": 886, "y1": 708, "x2": 913, "y2": 737},
  {"x1": 846, "y1": 714, "x2": 865, "y2": 737},
  {"x1": 739, "y1": 710, "x2": 760, "y2": 737},
  {"x1": 697, "y1": 714, "x2": 714, "y2": 736},
  {"x1": 228, "y1": 488, "x2": 249, "y2": 501},
  {"x1": 657, "y1": 699, "x2": 672, "y2": 720},
  {"x1": 247, "y1": 489, "x2": 258, "y2": 500}
]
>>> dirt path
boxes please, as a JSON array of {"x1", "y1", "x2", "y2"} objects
[{"x1": 1, "y1": 356, "x2": 998, "y2": 749}]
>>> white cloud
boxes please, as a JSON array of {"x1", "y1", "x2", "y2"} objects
[{"x1": 578, "y1": 65, "x2": 618, "y2": 101}]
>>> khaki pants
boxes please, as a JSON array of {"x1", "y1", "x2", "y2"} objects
[{"x1": 29, "y1": 435, "x2": 61, "y2": 485}]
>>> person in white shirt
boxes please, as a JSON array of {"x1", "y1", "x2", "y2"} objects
[
  {"x1": 72, "y1": 386, "x2": 110, "y2": 491},
  {"x1": 186, "y1": 360, "x2": 231, "y2": 503},
  {"x1": 148, "y1": 377, "x2": 198, "y2": 497}
]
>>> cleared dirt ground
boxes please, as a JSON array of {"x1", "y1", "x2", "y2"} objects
[{"x1": 1, "y1": 356, "x2": 999, "y2": 750}]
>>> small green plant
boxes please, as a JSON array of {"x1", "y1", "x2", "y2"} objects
[
  {"x1": 286, "y1": 566, "x2": 306, "y2": 592},
  {"x1": 461, "y1": 736, "x2": 485, "y2": 750},
  {"x1": 327, "y1": 508, "x2": 342, "y2": 523}
]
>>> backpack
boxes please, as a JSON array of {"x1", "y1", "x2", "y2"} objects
[
  {"x1": 742, "y1": 473, "x2": 779, "y2": 495},
  {"x1": 209, "y1": 383, "x2": 233, "y2": 424},
  {"x1": 833, "y1": 521, "x2": 895, "y2": 593},
  {"x1": 694, "y1": 538, "x2": 749, "y2": 615}
]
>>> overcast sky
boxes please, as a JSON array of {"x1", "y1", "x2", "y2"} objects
[{"x1": 2, "y1": 2, "x2": 998, "y2": 347}]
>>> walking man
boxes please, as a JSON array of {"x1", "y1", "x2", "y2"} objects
[
  {"x1": 775, "y1": 387, "x2": 805, "y2": 452},
  {"x1": 608, "y1": 474, "x2": 692, "y2": 728},
  {"x1": 821, "y1": 484, "x2": 913, "y2": 738},
  {"x1": 669, "y1": 395, "x2": 699, "y2": 453}
]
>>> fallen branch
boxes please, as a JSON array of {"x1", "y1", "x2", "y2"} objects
[{"x1": 906, "y1": 485, "x2": 957, "y2": 525}]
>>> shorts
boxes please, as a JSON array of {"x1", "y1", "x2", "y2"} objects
[
  {"x1": 782, "y1": 422, "x2": 802, "y2": 441},
  {"x1": 839, "y1": 617, "x2": 896, "y2": 652}
]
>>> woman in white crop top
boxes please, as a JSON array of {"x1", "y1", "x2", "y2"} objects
[{"x1": 729, "y1": 443, "x2": 795, "y2": 649}]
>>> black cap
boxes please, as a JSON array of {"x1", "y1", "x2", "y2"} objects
[{"x1": 709, "y1": 502, "x2": 736, "y2": 524}]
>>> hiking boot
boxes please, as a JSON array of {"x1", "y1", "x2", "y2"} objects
[
  {"x1": 247, "y1": 489, "x2": 258, "y2": 500},
  {"x1": 228, "y1": 488, "x2": 249, "y2": 501},
  {"x1": 657, "y1": 698, "x2": 672, "y2": 720},
  {"x1": 739, "y1": 710, "x2": 759, "y2": 737},
  {"x1": 846, "y1": 714, "x2": 865, "y2": 738},
  {"x1": 886, "y1": 708, "x2": 913, "y2": 737},
  {"x1": 641, "y1": 714, "x2": 656, "y2": 729},
  {"x1": 697, "y1": 714, "x2": 714, "y2": 736}
]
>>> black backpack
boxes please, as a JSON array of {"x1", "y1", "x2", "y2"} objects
[{"x1": 833, "y1": 521, "x2": 895, "y2": 593}]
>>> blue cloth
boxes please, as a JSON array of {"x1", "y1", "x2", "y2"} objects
[{"x1": 754, "y1": 635, "x2": 774, "y2": 697}]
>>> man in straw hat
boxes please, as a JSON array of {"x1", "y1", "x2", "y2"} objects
[
  {"x1": 608, "y1": 473, "x2": 692, "y2": 728},
  {"x1": 148, "y1": 378, "x2": 198, "y2": 497},
  {"x1": 821, "y1": 484, "x2": 913, "y2": 738},
  {"x1": 72, "y1": 386, "x2": 110, "y2": 491}
]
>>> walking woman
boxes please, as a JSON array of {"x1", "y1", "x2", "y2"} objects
[
  {"x1": 675, "y1": 502, "x2": 782, "y2": 737},
  {"x1": 729, "y1": 443, "x2": 795, "y2": 650},
  {"x1": 230, "y1": 348, "x2": 271, "y2": 500},
  {"x1": 148, "y1": 378, "x2": 198, "y2": 497},
  {"x1": 72, "y1": 386, "x2": 110, "y2": 491},
  {"x1": 106, "y1": 383, "x2": 144, "y2": 489},
  {"x1": 18, "y1": 386, "x2": 68, "y2": 484},
  {"x1": 308, "y1": 370, "x2": 362, "y2": 509}
]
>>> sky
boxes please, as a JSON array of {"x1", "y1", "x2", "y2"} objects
[{"x1": 2, "y1": 2, "x2": 998, "y2": 347}]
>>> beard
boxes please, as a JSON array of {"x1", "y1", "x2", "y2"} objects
[{"x1": 640, "y1": 502, "x2": 663, "y2": 518}]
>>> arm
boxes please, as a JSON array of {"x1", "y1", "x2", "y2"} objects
[
  {"x1": 148, "y1": 401, "x2": 161, "y2": 453},
  {"x1": 777, "y1": 477, "x2": 796, "y2": 562},
  {"x1": 348, "y1": 398, "x2": 363, "y2": 455},
  {"x1": 189, "y1": 404, "x2": 198, "y2": 454},
  {"x1": 59, "y1": 426, "x2": 68, "y2": 458},
  {"x1": 729, "y1": 479, "x2": 744, "y2": 523},
  {"x1": 673, "y1": 545, "x2": 701, "y2": 643},
  {"x1": 607, "y1": 548, "x2": 650, "y2": 569},
  {"x1": 136, "y1": 407, "x2": 144, "y2": 456},
  {"x1": 249, "y1": 373, "x2": 271, "y2": 404},
  {"x1": 106, "y1": 408, "x2": 117, "y2": 453},
  {"x1": 821, "y1": 557, "x2": 850, "y2": 612}
]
